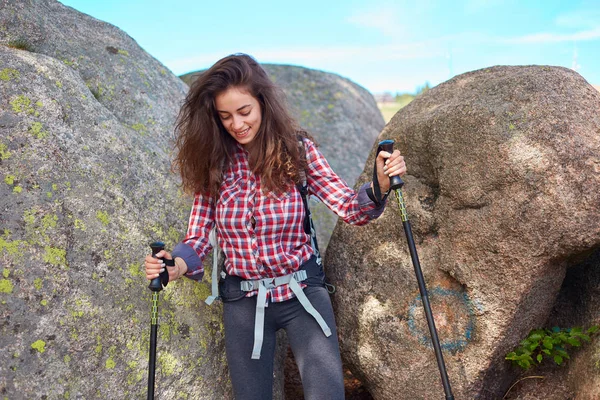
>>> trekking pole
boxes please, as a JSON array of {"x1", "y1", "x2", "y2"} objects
[
  {"x1": 377, "y1": 140, "x2": 454, "y2": 400},
  {"x1": 147, "y1": 241, "x2": 170, "y2": 400}
]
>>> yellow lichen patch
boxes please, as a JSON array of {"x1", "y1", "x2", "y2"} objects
[
  {"x1": 130, "y1": 123, "x2": 147, "y2": 136},
  {"x1": 128, "y1": 263, "x2": 144, "y2": 278},
  {"x1": 10, "y1": 95, "x2": 34, "y2": 114},
  {"x1": 105, "y1": 357, "x2": 116, "y2": 369},
  {"x1": 0, "y1": 279, "x2": 14, "y2": 294},
  {"x1": 43, "y1": 246, "x2": 67, "y2": 266},
  {"x1": 0, "y1": 142, "x2": 11, "y2": 160},
  {"x1": 74, "y1": 218, "x2": 86, "y2": 231},
  {"x1": 96, "y1": 211, "x2": 109, "y2": 226},
  {"x1": 0, "y1": 68, "x2": 19, "y2": 81},
  {"x1": 29, "y1": 122, "x2": 48, "y2": 139},
  {"x1": 34, "y1": 278, "x2": 43, "y2": 290},
  {"x1": 4, "y1": 174, "x2": 16, "y2": 185},
  {"x1": 158, "y1": 352, "x2": 181, "y2": 377},
  {"x1": 0, "y1": 234, "x2": 26, "y2": 258},
  {"x1": 31, "y1": 340, "x2": 46, "y2": 353}
]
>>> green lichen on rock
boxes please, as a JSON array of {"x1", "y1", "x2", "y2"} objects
[
  {"x1": 29, "y1": 122, "x2": 48, "y2": 139},
  {"x1": 105, "y1": 357, "x2": 116, "y2": 369},
  {"x1": 158, "y1": 352, "x2": 180, "y2": 376},
  {"x1": 34, "y1": 278, "x2": 43, "y2": 289},
  {"x1": 43, "y1": 246, "x2": 66, "y2": 266},
  {"x1": 2, "y1": 269, "x2": 9, "y2": 278},
  {"x1": 0, "y1": 68, "x2": 19, "y2": 81},
  {"x1": 0, "y1": 234, "x2": 26, "y2": 258},
  {"x1": 0, "y1": 143, "x2": 11, "y2": 160},
  {"x1": 96, "y1": 210, "x2": 109, "y2": 226},
  {"x1": 4, "y1": 174, "x2": 16, "y2": 185},
  {"x1": 31, "y1": 340, "x2": 46, "y2": 353},
  {"x1": 10, "y1": 95, "x2": 34, "y2": 114},
  {"x1": 0, "y1": 279, "x2": 14, "y2": 293},
  {"x1": 42, "y1": 213, "x2": 58, "y2": 230},
  {"x1": 74, "y1": 218, "x2": 86, "y2": 231},
  {"x1": 130, "y1": 123, "x2": 147, "y2": 136}
]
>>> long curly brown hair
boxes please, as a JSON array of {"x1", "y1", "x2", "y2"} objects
[{"x1": 173, "y1": 53, "x2": 311, "y2": 198}]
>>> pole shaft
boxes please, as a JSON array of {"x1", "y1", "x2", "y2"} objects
[
  {"x1": 148, "y1": 292, "x2": 159, "y2": 400},
  {"x1": 395, "y1": 190, "x2": 454, "y2": 400}
]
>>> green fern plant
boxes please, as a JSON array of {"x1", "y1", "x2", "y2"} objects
[{"x1": 506, "y1": 326, "x2": 599, "y2": 370}]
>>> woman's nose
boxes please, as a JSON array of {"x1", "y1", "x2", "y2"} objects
[{"x1": 232, "y1": 115, "x2": 244, "y2": 130}]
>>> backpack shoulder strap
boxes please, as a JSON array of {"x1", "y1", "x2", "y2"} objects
[{"x1": 296, "y1": 137, "x2": 321, "y2": 265}]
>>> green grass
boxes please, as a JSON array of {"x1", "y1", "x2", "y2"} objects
[{"x1": 377, "y1": 96, "x2": 413, "y2": 123}]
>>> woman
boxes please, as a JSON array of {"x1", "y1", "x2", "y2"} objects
[{"x1": 145, "y1": 53, "x2": 406, "y2": 399}]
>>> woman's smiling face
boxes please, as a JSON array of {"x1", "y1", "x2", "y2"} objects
[{"x1": 215, "y1": 86, "x2": 262, "y2": 147}]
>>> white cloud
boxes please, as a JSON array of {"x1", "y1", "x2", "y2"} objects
[
  {"x1": 165, "y1": 39, "x2": 450, "y2": 76},
  {"x1": 555, "y1": 9, "x2": 600, "y2": 29},
  {"x1": 346, "y1": 5, "x2": 406, "y2": 37},
  {"x1": 464, "y1": 0, "x2": 505, "y2": 14},
  {"x1": 500, "y1": 27, "x2": 600, "y2": 44}
]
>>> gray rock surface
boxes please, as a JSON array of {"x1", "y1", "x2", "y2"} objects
[
  {"x1": 0, "y1": 1, "x2": 286, "y2": 398},
  {"x1": 325, "y1": 65, "x2": 600, "y2": 399},
  {"x1": 182, "y1": 64, "x2": 385, "y2": 253}
]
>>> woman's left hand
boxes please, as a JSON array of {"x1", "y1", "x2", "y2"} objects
[{"x1": 376, "y1": 149, "x2": 407, "y2": 194}]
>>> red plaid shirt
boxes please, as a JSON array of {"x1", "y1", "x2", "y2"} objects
[{"x1": 175, "y1": 139, "x2": 383, "y2": 302}]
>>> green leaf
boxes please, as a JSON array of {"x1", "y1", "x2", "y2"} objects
[
  {"x1": 542, "y1": 349, "x2": 551, "y2": 355},
  {"x1": 554, "y1": 355, "x2": 563, "y2": 365},
  {"x1": 552, "y1": 326, "x2": 561, "y2": 333},
  {"x1": 588, "y1": 326, "x2": 599, "y2": 334},
  {"x1": 529, "y1": 333, "x2": 543, "y2": 341},
  {"x1": 528, "y1": 343, "x2": 539, "y2": 351},
  {"x1": 518, "y1": 359, "x2": 531, "y2": 369},
  {"x1": 536, "y1": 354, "x2": 543, "y2": 363},
  {"x1": 520, "y1": 339, "x2": 531, "y2": 347},
  {"x1": 566, "y1": 338, "x2": 581, "y2": 347},
  {"x1": 543, "y1": 339, "x2": 553, "y2": 350},
  {"x1": 555, "y1": 349, "x2": 570, "y2": 359},
  {"x1": 557, "y1": 333, "x2": 568, "y2": 342},
  {"x1": 577, "y1": 333, "x2": 591, "y2": 342}
]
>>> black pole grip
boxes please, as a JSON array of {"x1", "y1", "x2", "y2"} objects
[
  {"x1": 377, "y1": 140, "x2": 404, "y2": 190},
  {"x1": 148, "y1": 241, "x2": 165, "y2": 292}
]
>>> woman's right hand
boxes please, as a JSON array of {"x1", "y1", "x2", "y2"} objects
[
  {"x1": 145, "y1": 250, "x2": 187, "y2": 282},
  {"x1": 144, "y1": 250, "x2": 171, "y2": 281}
]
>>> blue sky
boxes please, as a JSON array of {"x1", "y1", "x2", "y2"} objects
[{"x1": 59, "y1": 0, "x2": 600, "y2": 94}]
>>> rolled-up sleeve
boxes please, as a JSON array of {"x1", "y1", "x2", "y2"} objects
[
  {"x1": 305, "y1": 139, "x2": 386, "y2": 225},
  {"x1": 171, "y1": 192, "x2": 215, "y2": 281}
]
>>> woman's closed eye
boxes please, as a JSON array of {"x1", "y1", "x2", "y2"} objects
[{"x1": 219, "y1": 111, "x2": 250, "y2": 120}]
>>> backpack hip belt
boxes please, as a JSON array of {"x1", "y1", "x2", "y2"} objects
[{"x1": 240, "y1": 268, "x2": 332, "y2": 360}]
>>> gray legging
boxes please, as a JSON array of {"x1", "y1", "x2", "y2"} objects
[{"x1": 223, "y1": 285, "x2": 345, "y2": 400}]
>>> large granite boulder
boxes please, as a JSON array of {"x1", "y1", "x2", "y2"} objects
[
  {"x1": 182, "y1": 65, "x2": 385, "y2": 253},
  {"x1": 0, "y1": 0, "x2": 261, "y2": 398},
  {"x1": 326, "y1": 65, "x2": 600, "y2": 399}
]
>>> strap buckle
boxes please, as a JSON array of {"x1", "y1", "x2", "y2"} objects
[{"x1": 261, "y1": 278, "x2": 276, "y2": 289}]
